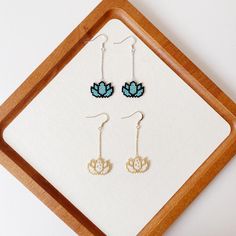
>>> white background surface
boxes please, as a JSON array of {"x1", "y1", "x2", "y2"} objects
[
  {"x1": 0, "y1": 0, "x2": 235, "y2": 236},
  {"x1": 2, "y1": 19, "x2": 230, "y2": 236}
]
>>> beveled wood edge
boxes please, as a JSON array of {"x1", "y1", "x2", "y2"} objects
[
  {"x1": 139, "y1": 129, "x2": 236, "y2": 235},
  {"x1": 0, "y1": 0, "x2": 235, "y2": 235},
  {"x1": 0, "y1": 1, "x2": 116, "y2": 235},
  {"x1": 0, "y1": 140, "x2": 105, "y2": 236},
  {"x1": 0, "y1": 0, "x2": 235, "y2": 128},
  {"x1": 0, "y1": 149, "x2": 95, "y2": 236},
  {"x1": 0, "y1": 0, "x2": 114, "y2": 130},
  {"x1": 114, "y1": 1, "x2": 236, "y2": 122}
]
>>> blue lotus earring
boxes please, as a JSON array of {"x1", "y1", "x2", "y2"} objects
[
  {"x1": 114, "y1": 36, "x2": 145, "y2": 98},
  {"x1": 89, "y1": 34, "x2": 114, "y2": 98},
  {"x1": 122, "y1": 111, "x2": 150, "y2": 173}
]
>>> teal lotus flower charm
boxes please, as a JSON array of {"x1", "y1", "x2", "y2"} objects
[
  {"x1": 90, "y1": 81, "x2": 114, "y2": 98},
  {"x1": 122, "y1": 81, "x2": 144, "y2": 98}
]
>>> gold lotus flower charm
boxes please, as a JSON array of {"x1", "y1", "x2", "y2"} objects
[
  {"x1": 88, "y1": 157, "x2": 112, "y2": 175},
  {"x1": 122, "y1": 111, "x2": 150, "y2": 174},
  {"x1": 126, "y1": 156, "x2": 150, "y2": 173}
]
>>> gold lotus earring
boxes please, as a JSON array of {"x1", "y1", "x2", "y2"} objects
[
  {"x1": 86, "y1": 113, "x2": 112, "y2": 175},
  {"x1": 122, "y1": 111, "x2": 150, "y2": 173}
]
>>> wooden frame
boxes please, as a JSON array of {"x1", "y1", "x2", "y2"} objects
[{"x1": 0, "y1": 0, "x2": 235, "y2": 235}]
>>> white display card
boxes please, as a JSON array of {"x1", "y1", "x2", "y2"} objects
[{"x1": 3, "y1": 20, "x2": 230, "y2": 236}]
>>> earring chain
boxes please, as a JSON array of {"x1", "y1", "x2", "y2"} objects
[
  {"x1": 132, "y1": 45, "x2": 135, "y2": 80},
  {"x1": 101, "y1": 42, "x2": 105, "y2": 81},
  {"x1": 98, "y1": 125, "x2": 103, "y2": 157},
  {"x1": 136, "y1": 123, "x2": 140, "y2": 156}
]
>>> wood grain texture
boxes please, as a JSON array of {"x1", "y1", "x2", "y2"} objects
[{"x1": 0, "y1": 0, "x2": 235, "y2": 235}]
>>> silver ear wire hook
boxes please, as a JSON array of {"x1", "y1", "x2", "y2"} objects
[
  {"x1": 114, "y1": 35, "x2": 137, "y2": 48},
  {"x1": 87, "y1": 34, "x2": 108, "y2": 81},
  {"x1": 89, "y1": 34, "x2": 108, "y2": 47},
  {"x1": 114, "y1": 35, "x2": 137, "y2": 80},
  {"x1": 122, "y1": 111, "x2": 144, "y2": 157}
]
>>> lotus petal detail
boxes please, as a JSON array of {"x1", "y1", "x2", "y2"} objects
[
  {"x1": 90, "y1": 81, "x2": 114, "y2": 98},
  {"x1": 122, "y1": 81, "x2": 144, "y2": 98},
  {"x1": 126, "y1": 156, "x2": 150, "y2": 173},
  {"x1": 88, "y1": 157, "x2": 112, "y2": 175}
]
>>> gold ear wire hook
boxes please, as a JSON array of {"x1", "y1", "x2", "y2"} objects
[
  {"x1": 122, "y1": 111, "x2": 144, "y2": 157},
  {"x1": 86, "y1": 112, "x2": 112, "y2": 175},
  {"x1": 113, "y1": 35, "x2": 137, "y2": 48},
  {"x1": 122, "y1": 111, "x2": 149, "y2": 173},
  {"x1": 86, "y1": 113, "x2": 109, "y2": 159},
  {"x1": 86, "y1": 112, "x2": 110, "y2": 130},
  {"x1": 121, "y1": 111, "x2": 144, "y2": 127}
]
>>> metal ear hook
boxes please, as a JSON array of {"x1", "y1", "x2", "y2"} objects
[
  {"x1": 84, "y1": 33, "x2": 108, "y2": 47},
  {"x1": 121, "y1": 111, "x2": 144, "y2": 128},
  {"x1": 85, "y1": 33, "x2": 109, "y2": 81},
  {"x1": 89, "y1": 33, "x2": 108, "y2": 46},
  {"x1": 114, "y1": 36, "x2": 137, "y2": 80},
  {"x1": 114, "y1": 35, "x2": 137, "y2": 48},
  {"x1": 86, "y1": 112, "x2": 112, "y2": 175},
  {"x1": 89, "y1": 34, "x2": 108, "y2": 51},
  {"x1": 86, "y1": 112, "x2": 110, "y2": 130},
  {"x1": 86, "y1": 113, "x2": 110, "y2": 159},
  {"x1": 122, "y1": 111, "x2": 144, "y2": 158},
  {"x1": 122, "y1": 111, "x2": 149, "y2": 173}
]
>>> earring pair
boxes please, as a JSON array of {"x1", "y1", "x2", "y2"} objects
[
  {"x1": 88, "y1": 34, "x2": 145, "y2": 98},
  {"x1": 87, "y1": 111, "x2": 150, "y2": 175}
]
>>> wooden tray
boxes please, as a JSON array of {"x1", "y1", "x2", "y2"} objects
[{"x1": 0, "y1": 0, "x2": 236, "y2": 235}]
